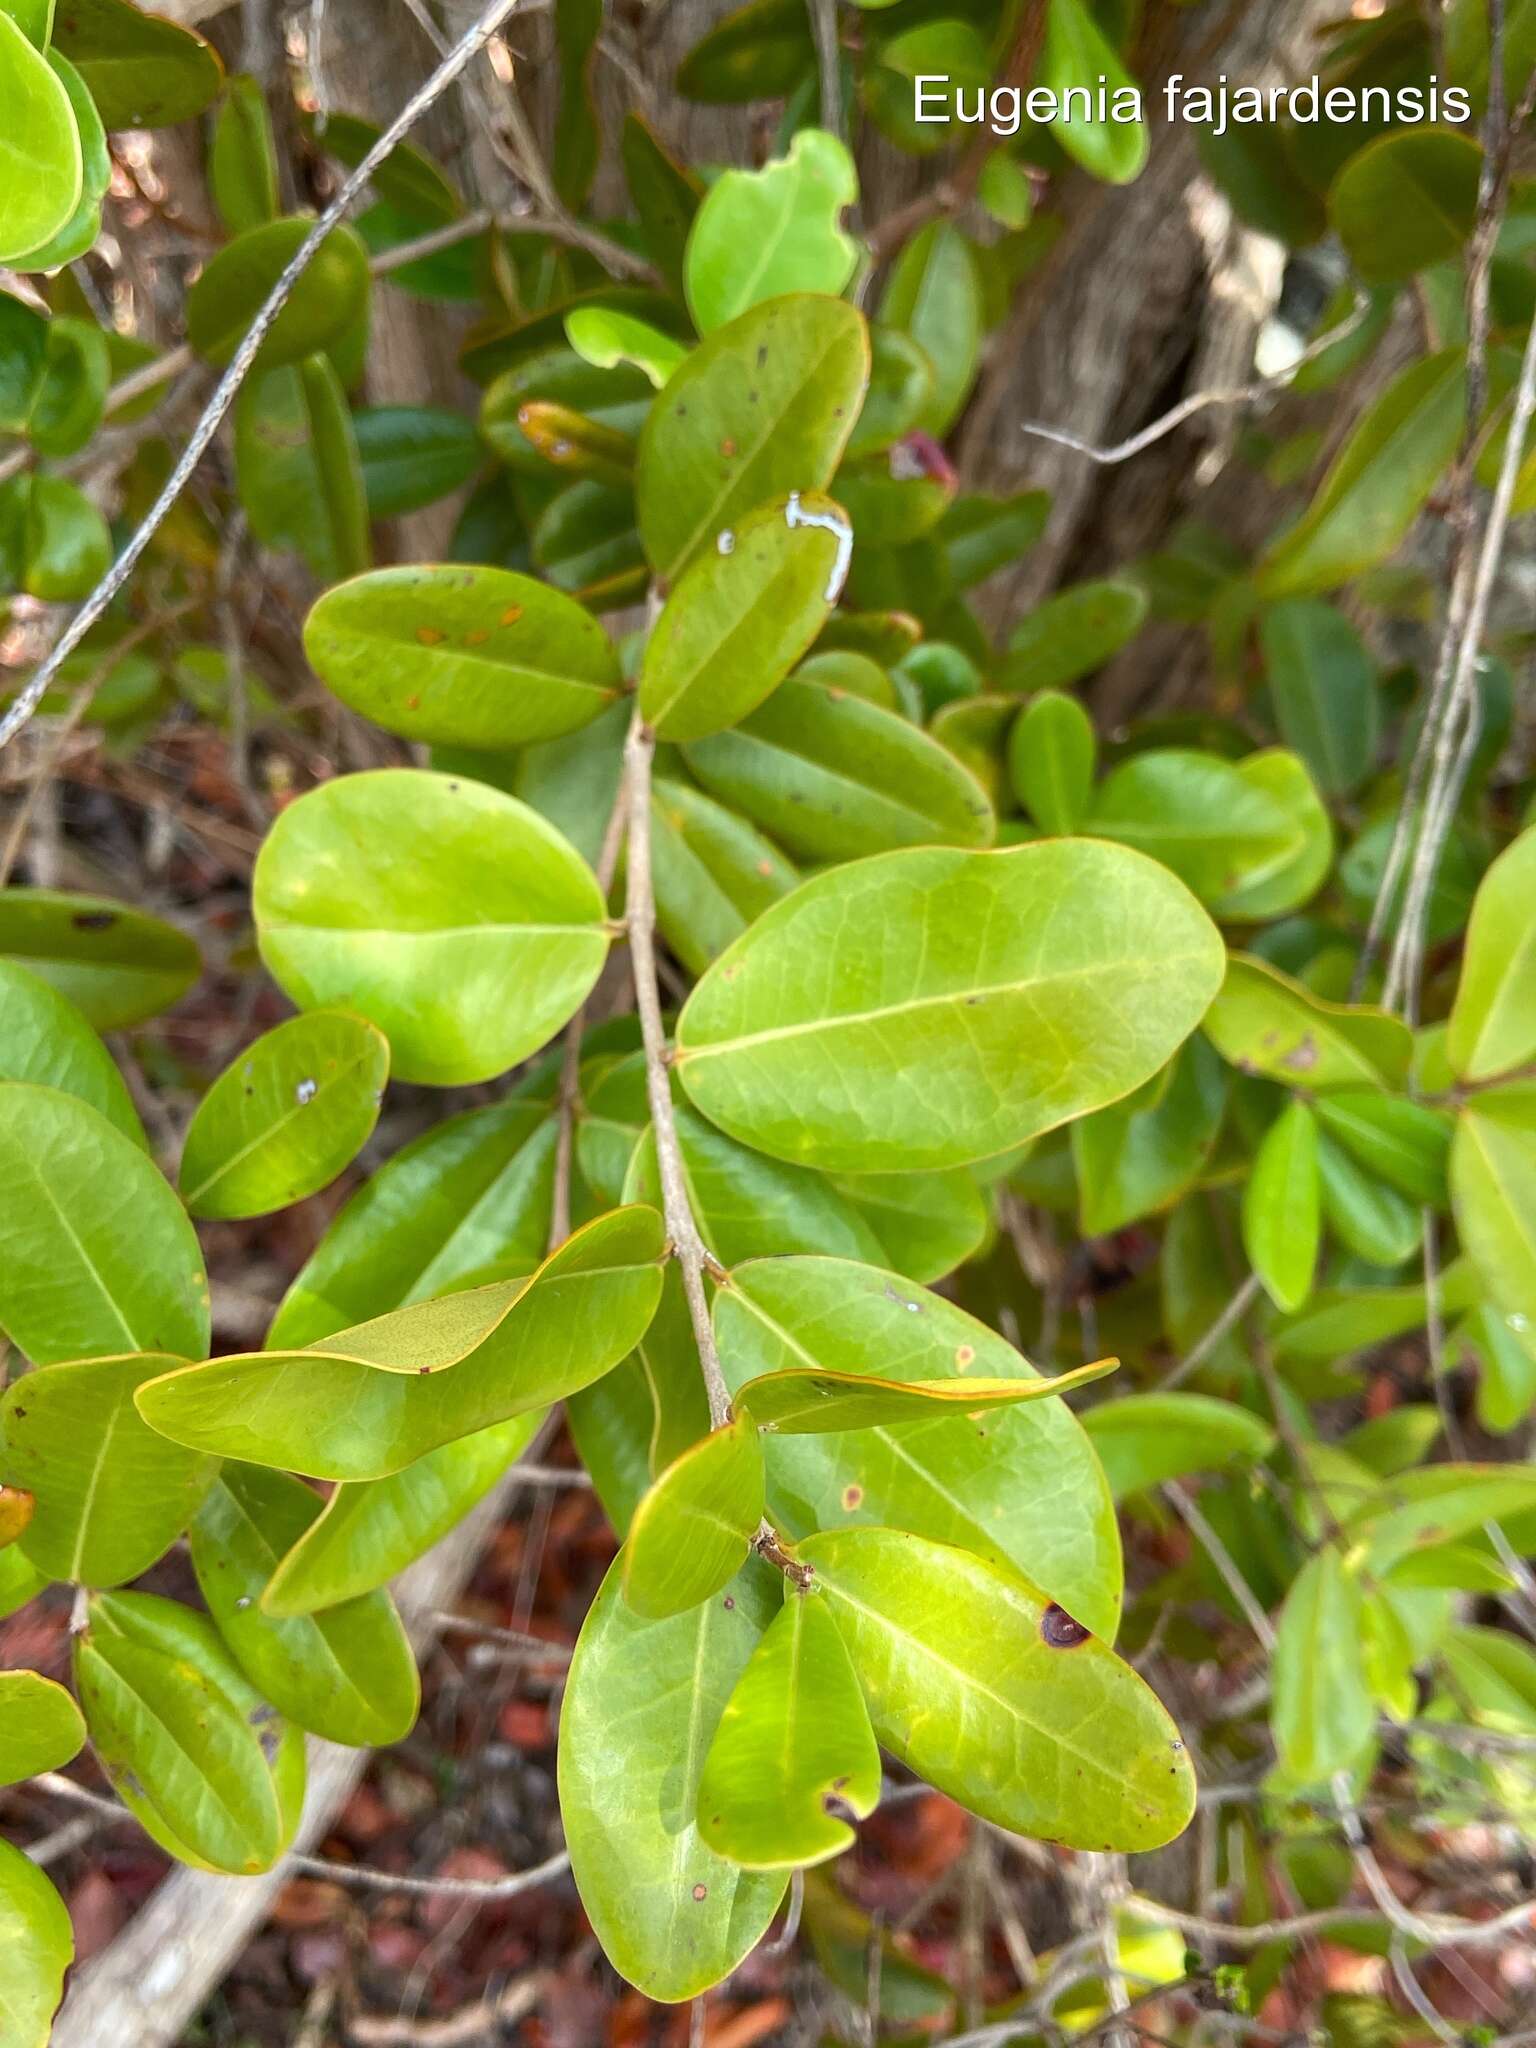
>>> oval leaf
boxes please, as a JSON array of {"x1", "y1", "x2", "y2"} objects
[{"x1": 623, "y1": 1415, "x2": 765, "y2": 1619}]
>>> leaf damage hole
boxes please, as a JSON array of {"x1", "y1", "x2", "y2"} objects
[{"x1": 1040, "y1": 1603, "x2": 1091, "y2": 1650}]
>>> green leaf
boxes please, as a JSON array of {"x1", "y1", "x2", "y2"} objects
[
  {"x1": 480, "y1": 345, "x2": 652, "y2": 479},
  {"x1": 1256, "y1": 349, "x2": 1466, "y2": 599},
  {"x1": 1081, "y1": 1393, "x2": 1274, "y2": 1500},
  {"x1": 1091, "y1": 748, "x2": 1332, "y2": 920},
  {"x1": 0, "y1": 1838, "x2": 72, "y2": 2048},
  {"x1": 738, "y1": 1354, "x2": 1117, "y2": 1432},
  {"x1": 353, "y1": 406, "x2": 482, "y2": 517},
  {"x1": 27, "y1": 314, "x2": 109, "y2": 459},
  {"x1": 0, "y1": 1669, "x2": 85, "y2": 1784},
  {"x1": 186, "y1": 217, "x2": 370, "y2": 370},
  {"x1": 1451, "y1": 1084, "x2": 1536, "y2": 1324},
  {"x1": 179, "y1": 1009, "x2": 389, "y2": 1220},
  {"x1": 1243, "y1": 1099, "x2": 1321, "y2": 1313},
  {"x1": 136, "y1": 1206, "x2": 665, "y2": 1480},
  {"x1": 877, "y1": 222, "x2": 980, "y2": 436},
  {"x1": 565, "y1": 304, "x2": 688, "y2": 389},
  {"x1": 0, "y1": 290, "x2": 48, "y2": 429},
  {"x1": 636, "y1": 293, "x2": 869, "y2": 581},
  {"x1": 0, "y1": 959, "x2": 143, "y2": 1142},
  {"x1": 22, "y1": 474, "x2": 110, "y2": 598},
  {"x1": 0, "y1": 887, "x2": 199, "y2": 1028},
  {"x1": 53, "y1": 0, "x2": 223, "y2": 125},
  {"x1": 1330, "y1": 129, "x2": 1482, "y2": 285},
  {"x1": 682, "y1": 672, "x2": 995, "y2": 862},
  {"x1": 0, "y1": 1086, "x2": 209, "y2": 1363},
  {"x1": 1, "y1": 1352, "x2": 214, "y2": 1585},
  {"x1": 1039, "y1": 0, "x2": 1148, "y2": 185},
  {"x1": 1358, "y1": 1462, "x2": 1536, "y2": 1574},
  {"x1": 261, "y1": 1413, "x2": 543, "y2": 1616},
  {"x1": 0, "y1": 1547, "x2": 48, "y2": 1620},
  {"x1": 190, "y1": 1463, "x2": 420, "y2": 1747},
  {"x1": 676, "y1": 839, "x2": 1224, "y2": 1173},
  {"x1": 0, "y1": 12, "x2": 81, "y2": 263},
  {"x1": 623, "y1": 1416, "x2": 765, "y2": 1619},
  {"x1": 685, "y1": 128, "x2": 859, "y2": 333},
  {"x1": 937, "y1": 489, "x2": 1049, "y2": 587},
  {"x1": 1271, "y1": 1549, "x2": 1375, "y2": 1783},
  {"x1": 697, "y1": 1588, "x2": 880, "y2": 1868},
  {"x1": 1071, "y1": 1035, "x2": 1227, "y2": 1235},
  {"x1": 234, "y1": 355, "x2": 369, "y2": 581},
  {"x1": 75, "y1": 1590, "x2": 300, "y2": 1875},
  {"x1": 1002, "y1": 580, "x2": 1147, "y2": 692},
  {"x1": 1009, "y1": 688, "x2": 1096, "y2": 834},
  {"x1": 304, "y1": 564, "x2": 622, "y2": 750},
  {"x1": 796, "y1": 1528, "x2": 1193, "y2": 1849},
  {"x1": 1259, "y1": 599, "x2": 1379, "y2": 797},
  {"x1": 651, "y1": 775, "x2": 799, "y2": 978},
  {"x1": 833, "y1": 1166, "x2": 987, "y2": 1284},
  {"x1": 559, "y1": 1555, "x2": 787, "y2": 2001},
  {"x1": 714, "y1": 1255, "x2": 1122, "y2": 1639},
  {"x1": 267, "y1": 1096, "x2": 556, "y2": 1348},
  {"x1": 1203, "y1": 954, "x2": 1412, "y2": 1091},
  {"x1": 1447, "y1": 825, "x2": 1536, "y2": 1083},
  {"x1": 210, "y1": 73, "x2": 280, "y2": 234},
  {"x1": 253, "y1": 768, "x2": 610, "y2": 1087},
  {"x1": 1316, "y1": 1132, "x2": 1419, "y2": 1270},
  {"x1": 621, "y1": 113, "x2": 700, "y2": 289},
  {"x1": 641, "y1": 491, "x2": 850, "y2": 740}
]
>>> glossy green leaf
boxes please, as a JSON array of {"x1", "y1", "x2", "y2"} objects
[
  {"x1": 1447, "y1": 825, "x2": 1536, "y2": 1083},
  {"x1": 674, "y1": 0, "x2": 811, "y2": 99},
  {"x1": 186, "y1": 217, "x2": 370, "y2": 370},
  {"x1": 303, "y1": 564, "x2": 621, "y2": 749},
  {"x1": 1243, "y1": 1099, "x2": 1321, "y2": 1313},
  {"x1": 1363, "y1": 1463, "x2": 1536, "y2": 1575},
  {"x1": 1081, "y1": 1394, "x2": 1274, "y2": 1500},
  {"x1": 136, "y1": 1206, "x2": 665, "y2": 1480},
  {"x1": 1009, "y1": 688, "x2": 1096, "y2": 834},
  {"x1": 0, "y1": 959, "x2": 143, "y2": 1142},
  {"x1": 1330, "y1": 129, "x2": 1482, "y2": 285},
  {"x1": 191, "y1": 1463, "x2": 419, "y2": 1746},
  {"x1": 683, "y1": 673, "x2": 995, "y2": 863},
  {"x1": 268, "y1": 1096, "x2": 556, "y2": 1348},
  {"x1": 833, "y1": 1166, "x2": 987, "y2": 1283},
  {"x1": 0, "y1": 887, "x2": 199, "y2": 1028},
  {"x1": 877, "y1": 221, "x2": 980, "y2": 435},
  {"x1": 738, "y1": 1354, "x2": 1116, "y2": 1432},
  {"x1": 0, "y1": 1086, "x2": 209, "y2": 1363},
  {"x1": 253, "y1": 768, "x2": 610, "y2": 1087},
  {"x1": 714, "y1": 1256, "x2": 1122, "y2": 1639},
  {"x1": 0, "y1": 1669, "x2": 85, "y2": 1784},
  {"x1": 28, "y1": 314, "x2": 109, "y2": 458},
  {"x1": 796, "y1": 1528, "x2": 1193, "y2": 1849},
  {"x1": 621, "y1": 112, "x2": 700, "y2": 288},
  {"x1": 0, "y1": 12, "x2": 81, "y2": 263},
  {"x1": 1259, "y1": 599, "x2": 1379, "y2": 797},
  {"x1": 1452, "y1": 1084, "x2": 1536, "y2": 1324},
  {"x1": 559, "y1": 1556, "x2": 787, "y2": 2001},
  {"x1": 0, "y1": 290, "x2": 48, "y2": 428},
  {"x1": 1071, "y1": 1034, "x2": 1227, "y2": 1235},
  {"x1": 1204, "y1": 954, "x2": 1412, "y2": 1091},
  {"x1": 565, "y1": 304, "x2": 687, "y2": 389},
  {"x1": 1, "y1": 1352, "x2": 214, "y2": 1585},
  {"x1": 262, "y1": 1412, "x2": 542, "y2": 1616},
  {"x1": 21, "y1": 473, "x2": 110, "y2": 598},
  {"x1": 0, "y1": 1547, "x2": 47, "y2": 1620},
  {"x1": 210, "y1": 73, "x2": 279, "y2": 233},
  {"x1": 686, "y1": 128, "x2": 859, "y2": 333},
  {"x1": 53, "y1": 0, "x2": 222, "y2": 125},
  {"x1": 0, "y1": 1838, "x2": 72, "y2": 2048},
  {"x1": 641, "y1": 492, "x2": 850, "y2": 740},
  {"x1": 1256, "y1": 350, "x2": 1466, "y2": 599},
  {"x1": 1002, "y1": 580, "x2": 1147, "y2": 692},
  {"x1": 1312, "y1": 1092, "x2": 1451, "y2": 1207},
  {"x1": 651, "y1": 775, "x2": 799, "y2": 979},
  {"x1": 1091, "y1": 748, "x2": 1332, "y2": 920},
  {"x1": 623, "y1": 1416, "x2": 765, "y2": 1619},
  {"x1": 1317, "y1": 1131, "x2": 1419, "y2": 1269},
  {"x1": 353, "y1": 406, "x2": 481, "y2": 516},
  {"x1": 697, "y1": 1588, "x2": 880, "y2": 1868},
  {"x1": 233, "y1": 354, "x2": 369, "y2": 581},
  {"x1": 179, "y1": 1009, "x2": 388, "y2": 1220},
  {"x1": 636, "y1": 293, "x2": 869, "y2": 581},
  {"x1": 1271, "y1": 1549, "x2": 1374, "y2": 1783},
  {"x1": 1039, "y1": 0, "x2": 1148, "y2": 184},
  {"x1": 480, "y1": 345, "x2": 651, "y2": 479},
  {"x1": 75, "y1": 1590, "x2": 299, "y2": 1875},
  {"x1": 676, "y1": 839, "x2": 1224, "y2": 1173}
]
